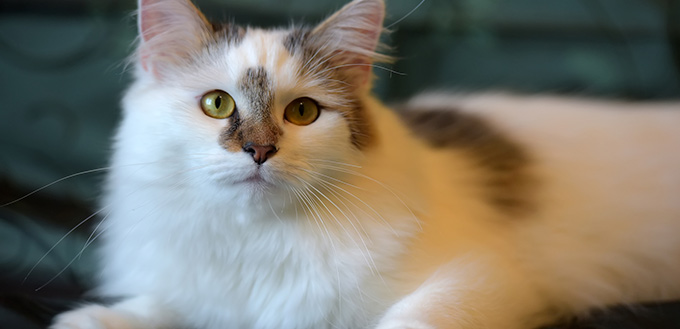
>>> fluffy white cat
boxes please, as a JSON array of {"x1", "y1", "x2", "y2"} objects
[{"x1": 51, "y1": 0, "x2": 680, "y2": 328}]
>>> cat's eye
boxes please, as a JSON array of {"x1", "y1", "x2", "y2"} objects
[
  {"x1": 200, "y1": 90, "x2": 235, "y2": 119},
  {"x1": 284, "y1": 97, "x2": 319, "y2": 126}
]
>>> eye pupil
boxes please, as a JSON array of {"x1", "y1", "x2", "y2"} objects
[
  {"x1": 284, "y1": 97, "x2": 319, "y2": 126},
  {"x1": 200, "y1": 90, "x2": 235, "y2": 119}
]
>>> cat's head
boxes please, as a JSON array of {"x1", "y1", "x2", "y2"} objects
[{"x1": 120, "y1": 0, "x2": 390, "y2": 202}]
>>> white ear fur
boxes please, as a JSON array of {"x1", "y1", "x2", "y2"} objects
[
  {"x1": 312, "y1": 0, "x2": 390, "y2": 88},
  {"x1": 137, "y1": 0, "x2": 212, "y2": 79}
]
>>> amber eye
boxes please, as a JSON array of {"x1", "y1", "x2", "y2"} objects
[
  {"x1": 284, "y1": 97, "x2": 320, "y2": 126},
  {"x1": 200, "y1": 90, "x2": 235, "y2": 119}
]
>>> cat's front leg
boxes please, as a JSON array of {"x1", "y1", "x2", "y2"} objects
[
  {"x1": 375, "y1": 257, "x2": 547, "y2": 329},
  {"x1": 51, "y1": 295, "x2": 178, "y2": 329}
]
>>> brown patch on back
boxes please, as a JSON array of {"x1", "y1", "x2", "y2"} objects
[
  {"x1": 218, "y1": 66, "x2": 282, "y2": 152},
  {"x1": 399, "y1": 107, "x2": 536, "y2": 216},
  {"x1": 282, "y1": 27, "x2": 375, "y2": 149}
]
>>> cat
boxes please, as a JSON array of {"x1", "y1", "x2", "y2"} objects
[{"x1": 50, "y1": 0, "x2": 680, "y2": 328}]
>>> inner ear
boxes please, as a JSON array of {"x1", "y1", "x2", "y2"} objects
[
  {"x1": 309, "y1": 0, "x2": 391, "y2": 88},
  {"x1": 137, "y1": 0, "x2": 213, "y2": 79}
]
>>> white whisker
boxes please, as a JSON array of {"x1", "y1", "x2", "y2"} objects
[
  {"x1": 385, "y1": 0, "x2": 427, "y2": 29},
  {"x1": 319, "y1": 63, "x2": 406, "y2": 76},
  {"x1": 311, "y1": 163, "x2": 421, "y2": 231},
  {"x1": 30, "y1": 159, "x2": 222, "y2": 290},
  {"x1": 267, "y1": 198, "x2": 284, "y2": 224}
]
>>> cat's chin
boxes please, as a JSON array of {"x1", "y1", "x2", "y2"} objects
[
  {"x1": 205, "y1": 164, "x2": 283, "y2": 195},
  {"x1": 221, "y1": 173, "x2": 283, "y2": 199},
  {"x1": 233, "y1": 174, "x2": 270, "y2": 186}
]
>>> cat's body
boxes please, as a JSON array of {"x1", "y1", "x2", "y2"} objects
[{"x1": 51, "y1": 0, "x2": 680, "y2": 328}]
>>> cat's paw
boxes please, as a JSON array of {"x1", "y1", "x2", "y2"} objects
[
  {"x1": 50, "y1": 305, "x2": 135, "y2": 329},
  {"x1": 374, "y1": 319, "x2": 438, "y2": 329}
]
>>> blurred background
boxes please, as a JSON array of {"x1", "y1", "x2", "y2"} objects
[{"x1": 1, "y1": 0, "x2": 679, "y2": 328}]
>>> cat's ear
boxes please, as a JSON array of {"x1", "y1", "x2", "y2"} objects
[
  {"x1": 311, "y1": 0, "x2": 390, "y2": 89},
  {"x1": 137, "y1": 0, "x2": 213, "y2": 79}
]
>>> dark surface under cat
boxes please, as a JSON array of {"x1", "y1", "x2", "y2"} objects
[{"x1": 2, "y1": 205, "x2": 680, "y2": 329}]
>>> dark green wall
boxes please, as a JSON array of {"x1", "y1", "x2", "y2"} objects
[{"x1": 1, "y1": 0, "x2": 679, "y2": 203}]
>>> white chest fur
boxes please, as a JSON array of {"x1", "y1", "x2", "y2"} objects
[{"x1": 96, "y1": 182, "x2": 401, "y2": 329}]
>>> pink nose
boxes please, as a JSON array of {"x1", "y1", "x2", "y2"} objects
[{"x1": 243, "y1": 142, "x2": 278, "y2": 165}]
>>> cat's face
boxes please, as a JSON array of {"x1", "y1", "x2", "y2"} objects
[{"x1": 122, "y1": 0, "x2": 387, "y2": 201}]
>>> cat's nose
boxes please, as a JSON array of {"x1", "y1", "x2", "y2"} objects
[{"x1": 243, "y1": 142, "x2": 278, "y2": 165}]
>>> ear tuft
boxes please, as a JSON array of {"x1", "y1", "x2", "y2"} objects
[
  {"x1": 137, "y1": 0, "x2": 212, "y2": 79},
  {"x1": 311, "y1": 0, "x2": 391, "y2": 88}
]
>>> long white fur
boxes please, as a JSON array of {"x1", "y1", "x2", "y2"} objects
[{"x1": 51, "y1": 0, "x2": 680, "y2": 328}]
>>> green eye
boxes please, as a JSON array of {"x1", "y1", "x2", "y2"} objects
[
  {"x1": 284, "y1": 97, "x2": 319, "y2": 126},
  {"x1": 200, "y1": 90, "x2": 235, "y2": 119}
]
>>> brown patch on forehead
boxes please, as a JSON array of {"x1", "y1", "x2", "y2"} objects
[
  {"x1": 239, "y1": 67, "x2": 274, "y2": 119},
  {"x1": 282, "y1": 27, "x2": 375, "y2": 149},
  {"x1": 211, "y1": 22, "x2": 246, "y2": 45},
  {"x1": 399, "y1": 107, "x2": 537, "y2": 216},
  {"x1": 218, "y1": 67, "x2": 281, "y2": 152},
  {"x1": 283, "y1": 28, "x2": 311, "y2": 57}
]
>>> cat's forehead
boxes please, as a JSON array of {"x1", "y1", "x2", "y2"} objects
[
  {"x1": 185, "y1": 27, "x2": 348, "y2": 114},
  {"x1": 219, "y1": 28, "x2": 305, "y2": 91},
  {"x1": 227, "y1": 29, "x2": 286, "y2": 67}
]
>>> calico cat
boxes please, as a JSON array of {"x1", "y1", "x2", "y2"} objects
[{"x1": 51, "y1": 0, "x2": 680, "y2": 328}]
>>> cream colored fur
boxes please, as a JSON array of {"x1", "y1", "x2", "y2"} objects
[{"x1": 51, "y1": 0, "x2": 680, "y2": 328}]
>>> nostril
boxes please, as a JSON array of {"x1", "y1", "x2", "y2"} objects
[
  {"x1": 243, "y1": 143, "x2": 256, "y2": 156},
  {"x1": 264, "y1": 146, "x2": 277, "y2": 156},
  {"x1": 242, "y1": 142, "x2": 278, "y2": 165}
]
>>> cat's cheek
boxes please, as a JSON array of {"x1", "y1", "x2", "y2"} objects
[
  {"x1": 282, "y1": 111, "x2": 349, "y2": 149},
  {"x1": 310, "y1": 111, "x2": 353, "y2": 143}
]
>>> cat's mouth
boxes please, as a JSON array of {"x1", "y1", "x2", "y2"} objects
[
  {"x1": 234, "y1": 172, "x2": 271, "y2": 187},
  {"x1": 239, "y1": 175, "x2": 265, "y2": 184}
]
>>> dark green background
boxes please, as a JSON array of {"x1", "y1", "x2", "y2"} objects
[{"x1": 1, "y1": 1, "x2": 679, "y2": 328}]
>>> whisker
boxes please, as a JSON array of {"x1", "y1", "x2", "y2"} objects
[
  {"x1": 295, "y1": 184, "x2": 344, "y2": 319},
  {"x1": 305, "y1": 49, "x2": 343, "y2": 75},
  {"x1": 312, "y1": 178, "x2": 371, "y2": 239},
  {"x1": 2, "y1": 167, "x2": 111, "y2": 208},
  {"x1": 301, "y1": 46, "x2": 326, "y2": 73},
  {"x1": 307, "y1": 158, "x2": 362, "y2": 168},
  {"x1": 2, "y1": 154, "x2": 226, "y2": 208},
  {"x1": 23, "y1": 205, "x2": 110, "y2": 285},
  {"x1": 310, "y1": 163, "x2": 422, "y2": 231},
  {"x1": 301, "y1": 168, "x2": 364, "y2": 191},
  {"x1": 29, "y1": 160, "x2": 221, "y2": 290},
  {"x1": 318, "y1": 63, "x2": 406, "y2": 76},
  {"x1": 300, "y1": 179, "x2": 360, "y2": 241},
  {"x1": 310, "y1": 177, "x2": 380, "y2": 277},
  {"x1": 267, "y1": 198, "x2": 285, "y2": 224},
  {"x1": 306, "y1": 170, "x2": 398, "y2": 236},
  {"x1": 385, "y1": 0, "x2": 427, "y2": 29}
]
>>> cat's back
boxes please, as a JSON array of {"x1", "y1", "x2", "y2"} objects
[
  {"x1": 398, "y1": 91, "x2": 678, "y2": 231},
  {"x1": 392, "y1": 92, "x2": 680, "y2": 317},
  {"x1": 402, "y1": 92, "x2": 679, "y2": 145},
  {"x1": 400, "y1": 92, "x2": 680, "y2": 174},
  {"x1": 398, "y1": 93, "x2": 680, "y2": 216}
]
